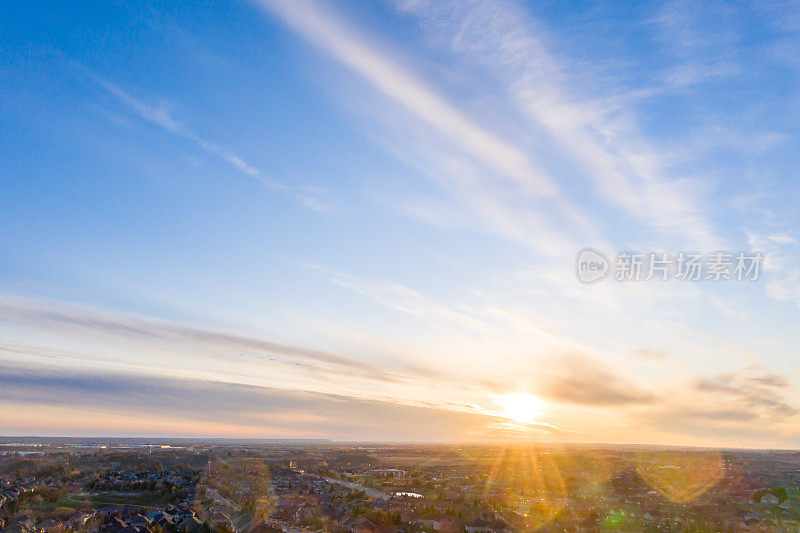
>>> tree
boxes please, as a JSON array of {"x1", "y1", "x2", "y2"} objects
[{"x1": 771, "y1": 486, "x2": 788, "y2": 503}]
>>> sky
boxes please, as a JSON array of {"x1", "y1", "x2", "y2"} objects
[{"x1": 1, "y1": 0, "x2": 800, "y2": 447}]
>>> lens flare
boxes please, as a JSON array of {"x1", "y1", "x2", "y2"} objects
[{"x1": 631, "y1": 451, "x2": 724, "y2": 502}]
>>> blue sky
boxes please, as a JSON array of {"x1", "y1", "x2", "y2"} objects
[{"x1": 2, "y1": 0, "x2": 800, "y2": 446}]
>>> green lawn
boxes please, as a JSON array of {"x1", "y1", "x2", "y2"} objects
[{"x1": 86, "y1": 491, "x2": 168, "y2": 507}]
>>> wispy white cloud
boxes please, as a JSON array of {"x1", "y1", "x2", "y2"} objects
[
  {"x1": 255, "y1": 0, "x2": 559, "y2": 200},
  {"x1": 304, "y1": 264, "x2": 497, "y2": 334},
  {"x1": 396, "y1": 0, "x2": 721, "y2": 249},
  {"x1": 649, "y1": 0, "x2": 741, "y2": 88},
  {"x1": 92, "y1": 74, "x2": 335, "y2": 213},
  {"x1": 253, "y1": 0, "x2": 594, "y2": 255},
  {"x1": 369, "y1": 130, "x2": 582, "y2": 254},
  {"x1": 746, "y1": 230, "x2": 800, "y2": 307},
  {"x1": 304, "y1": 264, "x2": 601, "y2": 361}
]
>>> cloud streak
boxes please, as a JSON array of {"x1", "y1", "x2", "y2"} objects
[
  {"x1": 306, "y1": 264, "x2": 497, "y2": 334},
  {"x1": 694, "y1": 370, "x2": 798, "y2": 419},
  {"x1": 0, "y1": 295, "x2": 411, "y2": 383},
  {"x1": 0, "y1": 361, "x2": 499, "y2": 441},
  {"x1": 255, "y1": 0, "x2": 558, "y2": 200},
  {"x1": 91, "y1": 73, "x2": 334, "y2": 213},
  {"x1": 396, "y1": 0, "x2": 720, "y2": 248},
  {"x1": 253, "y1": 0, "x2": 591, "y2": 255},
  {"x1": 537, "y1": 353, "x2": 656, "y2": 406}
]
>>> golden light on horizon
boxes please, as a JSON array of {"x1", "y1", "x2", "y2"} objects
[{"x1": 497, "y1": 392, "x2": 545, "y2": 425}]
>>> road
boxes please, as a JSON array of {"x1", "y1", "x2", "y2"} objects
[{"x1": 205, "y1": 487, "x2": 241, "y2": 511}]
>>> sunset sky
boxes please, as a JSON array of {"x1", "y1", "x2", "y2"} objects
[{"x1": 2, "y1": 0, "x2": 800, "y2": 447}]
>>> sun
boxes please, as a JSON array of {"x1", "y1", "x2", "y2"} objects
[{"x1": 498, "y1": 392, "x2": 544, "y2": 424}]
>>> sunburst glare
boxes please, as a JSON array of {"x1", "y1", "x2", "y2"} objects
[{"x1": 497, "y1": 392, "x2": 545, "y2": 425}]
